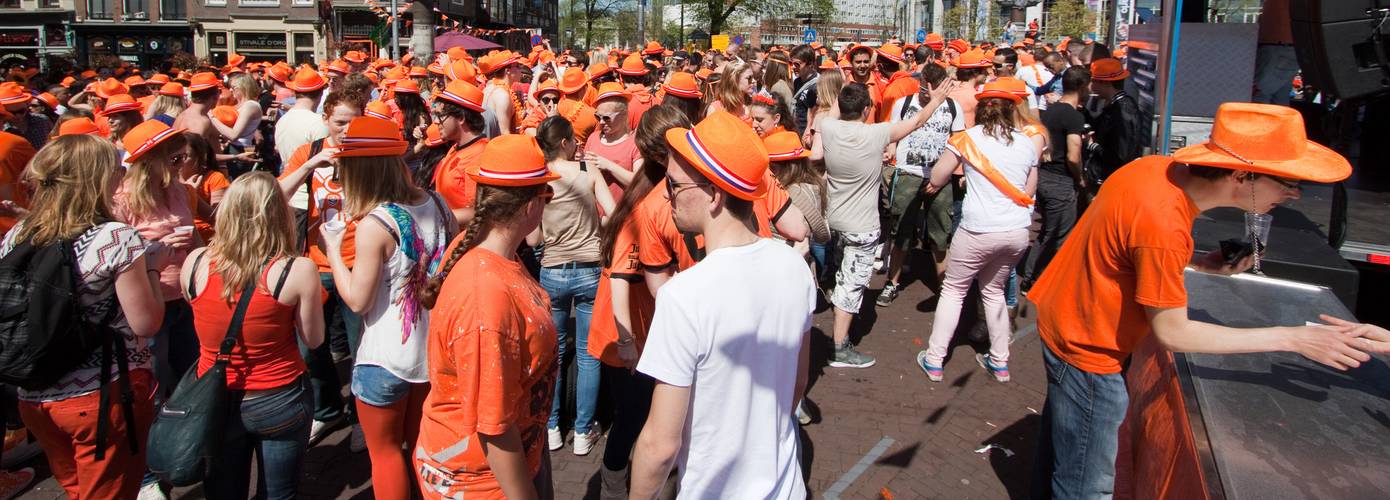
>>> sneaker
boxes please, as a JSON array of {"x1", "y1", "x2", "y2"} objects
[
  {"x1": 0, "y1": 468, "x2": 33, "y2": 500},
  {"x1": 795, "y1": 402, "x2": 812, "y2": 425},
  {"x1": 547, "y1": 427, "x2": 563, "y2": 451},
  {"x1": 916, "y1": 351, "x2": 944, "y2": 382},
  {"x1": 137, "y1": 481, "x2": 168, "y2": 500},
  {"x1": 572, "y1": 428, "x2": 601, "y2": 456},
  {"x1": 1, "y1": 428, "x2": 42, "y2": 468},
  {"x1": 308, "y1": 414, "x2": 345, "y2": 446},
  {"x1": 876, "y1": 282, "x2": 900, "y2": 307},
  {"x1": 348, "y1": 424, "x2": 367, "y2": 453},
  {"x1": 829, "y1": 342, "x2": 876, "y2": 368},
  {"x1": 976, "y1": 353, "x2": 1011, "y2": 383}
]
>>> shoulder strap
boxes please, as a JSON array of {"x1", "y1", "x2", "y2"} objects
[
  {"x1": 427, "y1": 191, "x2": 454, "y2": 243},
  {"x1": 946, "y1": 98, "x2": 957, "y2": 123},
  {"x1": 899, "y1": 96, "x2": 915, "y2": 121},
  {"x1": 948, "y1": 132, "x2": 1035, "y2": 208},
  {"x1": 186, "y1": 250, "x2": 206, "y2": 300},
  {"x1": 272, "y1": 258, "x2": 294, "y2": 300},
  {"x1": 217, "y1": 267, "x2": 261, "y2": 358},
  {"x1": 367, "y1": 211, "x2": 401, "y2": 245}
]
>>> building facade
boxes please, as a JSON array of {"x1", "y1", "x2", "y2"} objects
[
  {"x1": 70, "y1": 0, "x2": 195, "y2": 68},
  {"x1": 0, "y1": 0, "x2": 74, "y2": 71},
  {"x1": 188, "y1": 0, "x2": 325, "y2": 65}
]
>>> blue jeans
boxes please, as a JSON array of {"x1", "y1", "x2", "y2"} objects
[
  {"x1": 539, "y1": 264, "x2": 600, "y2": 434},
  {"x1": 809, "y1": 241, "x2": 828, "y2": 280},
  {"x1": 351, "y1": 365, "x2": 413, "y2": 407},
  {"x1": 300, "y1": 272, "x2": 363, "y2": 422},
  {"x1": 151, "y1": 300, "x2": 198, "y2": 400},
  {"x1": 205, "y1": 376, "x2": 313, "y2": 500},
  {"x1": 1032, "y1": 344, "x2": 1129, "y2": 500}
]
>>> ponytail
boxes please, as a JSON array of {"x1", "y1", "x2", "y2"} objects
[
  {"x1": 418, "y1": 183, "x2": 542, "y2": 309},
  {"x1": 420, "y1": 212, "x2": 485, "y2": 310}
]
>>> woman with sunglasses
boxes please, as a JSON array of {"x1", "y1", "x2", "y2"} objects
[
  {"x1": 414, "y1": 134, "x2": 560, "y2": 499},
  {"x1": 581, "y1": 83, "x2": 642, "y2": 196},
  {"x1": 706, "y1": 62, "x2": 756, "y2": 119}
]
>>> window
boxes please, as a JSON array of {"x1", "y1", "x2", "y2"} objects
[
  {"x1": 293, "y1": 32, "x2": 313, "y2": 49},
  {"x1": 0, "y1": 0, "x2": 19, "y2": 8},
  {"x1": 238, "y1": 0, "x2": 279, "y2": 6},
  {"x1": 205, "y1": 0, "x2": 225, "y2": 6},
  {"x1": 43, "y1": 0, "x2": 60, "y2": 6},
  {"x1": 292, "y1": 0, "x2": 312, "y2": 6},
  {"x1": 123, "y1": 0, "x2": 148, "y2": 18},
  {"x1": 88, "y1": 0, "x2": 112, "y2": 18},
  {"x1": 161, "y1": 0, "x2": 184, "y2": 18}
]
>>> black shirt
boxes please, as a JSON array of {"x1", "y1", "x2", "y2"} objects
[{"x1": 1040, "y1": 101, "x2": 1086, "y2": 177}]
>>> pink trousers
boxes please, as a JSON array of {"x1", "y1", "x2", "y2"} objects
[{"x1": 924, "y1": 228, "x2": 1030, "y2": 367}]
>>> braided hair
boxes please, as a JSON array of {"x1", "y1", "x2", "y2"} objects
[{"x1": 419, "y1": 183, "x2": 544, "y2": 309}]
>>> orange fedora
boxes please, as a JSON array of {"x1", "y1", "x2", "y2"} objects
[
  {"x1": 0, "y1": 83, "x2": 30, "y2": 106},
  {"x1": 975, "y1": 79, "x2": 1024, "y2": 103},
  {"x1": 558, "y1": 67, "x2": 589, "y2": 95},
  {"x1": 287, "y1": 66, "x2": 327, "y2": 93},
  {"x1": 446, "y1": 59, "x2": 476, "y2": 83},
  {"x1": 434, "y1": 79, "x2": 485, "y2": 112},
  {"x1": 333, "y1": 116, "x2": 408, "y2": 158},
  {"x1": 187, "y1": 72, "x2": 223, "y2": 92},
  {"x1": 423, "y1": 123, "x2": 446, "y2": 147},
  {"x1": 470, "y1": 134, "x2": 560, "y2": 187},
  {"x1": 123, "y1": 120, "x2": 186, "y2": 163},
  {"x1": 764, "y1": 130, "x2": 809, "y2": 162},
  {"x1": 99, "y1": 94, "x2": 144, "y2": 116},
  {"x1": 948, "y1": 39, "x2": 970, "y2": 54},
  {"x1": 364, "y1": 100, "x2": 394, "y2": 122},
  {"x1": 665, "y1": 110, "x2": 770, "y2": 200},
  {"x1": 876, "y1": 44, "x2": 905, "y2": 65},
  {"x1": 392, "y1": 79, "x2": 420, "y2": 94},
  {"x1": 587, "y1": 61, "x2": 613, "y2": 80},
  {"x1": 158, "y1": 82, "x2": 185, "y2": 97},
  {"x1": 642, "y1": 41, "x2": 664, "y2": 55},
  {"x1": 531, "y1": 79, "x2": 560, "y2": 100},
  {"x1": 953, "y1": 49, "x2": 992, "y2": 69},
  {"x1": 924, "y1": 33, "x2": 945, "y2": 51},
  {"x1": 58, "y1": 117, "x2": 104, "y2": 137},
  {"x1": 1172, "y1": 102, "x2": 1352, "y2": 183},
  {"x1": 662, "y1": 72, "x2": 703, "y2": 99},
  {"x1": 94, "y1": 78, "x2": 130, "y2": 98},
  {"x1": 35, "y1": 92, "x2": 59, "y2": 110},
  {"x1": 212, "y1": 105, "x2": 239, "y2": 127},
  {"x1": 1090, "y1": 58, "x2": 1130, "y2": 81},
  {"x1": 617, "y1": 53, "x2": 649, "y2": 77},
  {"x1": 594, "y1": 82, "x2": 628, "y2": 103}
]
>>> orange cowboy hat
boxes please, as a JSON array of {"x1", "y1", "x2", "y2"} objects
[
  {"x1": 616, "y1": 53, "x2": 649, "y2": 77},
  {"x1": 226, "y1": 52, "x2": 246, "y2": 67},
  {"x1": 446, "y1": 59, "x2": 476, "y2": 83},
  {"x1": 470, "y1": 134, "x2": 560, "y2": 187},
  {"x1": 557, "y1": 67, "x2": 588, "y2": 95},
  {"x1": 343, "y1": 51, "x2": 368, "y2": 64},
  {"x1": 98, "y1": 94, "x2": 143, "y2": 116},
  {"x1": 266, "y1": 63, "x2": 294, "y2": 84},
  {"x1": 586, "y1": 61, "x2": 613, "y2": 80},
  {"x1": 287, "y1": 66, "x2": 327, "y2": 93},
  {"x1": 364, "y1": 100, "x2": 394, "y2": 121},
  {"x1": 94, "y1": 78, "x2": 130, "y2": 98},
  {"x1": 187, "y1": 72, "x2": 223, "y2": 92},
  {"x1": 1172, "y1": 103, "x2": 1351, "y2": 183},
  {"x1": 212, "y1": 105, "x2": 239, "y2": 127},
  {"x1": 1090, "y1": 58, "x2": 1130, "y2": 81},
  {"x1": 393, "y1": 79, "x2": 420, "y2": 94},
  {"x1": 123, "y1": 120, "x2": 186, "y2": 163},
  {"x1": 143, "y1": 73, "x2": 169, "y2": 86},
  {"x1": 158, "y1": 82, "x2": 185, "y2": 97},
  {"x1": 876, "y1": 44, "x2": 906, "y2": 65},
  {"x1": 642, "y1": 41, "x2": 664, "y2": 55},
  {"x1": 764, "y1": 130, "x2": 809, "y2": 162},
  {"x1": 532, "y1": 79, "x2": 560, "y2": 100},
  {"x1": 975, "y1": 79, "x2": 1024, "y2": 103},
  {"x1": 333, "y1": 116, "x2": 408, "y2": 158},
  {"x1": 594, "y1": 82, "x2": 628, "y2": 103},
  {"x1": 0, "y1": 83, "x2": 31, "y2": 106},
  {"x1": 325, "y1": 60, "x2": 351, "y2": 76},
  {"x1": 948, "y1": 39, "x2": 970, "y2": 54},
  {"x1": 665, "y1": 111, "x2": 770, "y2": 201},
  {"x1": 409, "y1": 66, "x2": 429, "y2": 78},
  {"x1": 423, "y1": 123, "x2": 446, "y2": 147},
  {"x1": 662, "y1": 71, "x2": 703, "y2": 99},
  {"x1": 58, "y1": 117, "x2": 105, "y2": 137},
  {"x1": 953, "y1": 49, "x2": 992, "y2": 69},
  {"x1": 434, "y1": 79, "x2": 485, "y2": 112},
  {"x1": 35, "y1": 92, "x2": 59, "y2": 110}
]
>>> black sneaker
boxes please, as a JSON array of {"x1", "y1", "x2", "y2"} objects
[{"x1": 875, "y1": 282, "x2": 900, "y2": 307}]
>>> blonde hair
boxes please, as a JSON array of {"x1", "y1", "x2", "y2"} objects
[
  {"x1": 207, "y1": 172, "x2": 295, "y2": 301},
  {"x1": 16, "y1": 135, "x2": 120, "y2": 246},
  {"x1": 815, "y1": 70, "x2": 845, "y2": 113},
  {"x1": 121, "y1": 133, "x2": 188, "y2": 217},
  {"x1": 229, "y1": 74, "x2": 260, "y2": 102},
  {"x1": 336, "y1": 155, "x2": 417, "y2": 219},
  {"x1": 145, "y1": 94, "x2": 186, "y2": 120},
  {"x1": 714, "y1": 63, "x2": 752, "y2": 116}
]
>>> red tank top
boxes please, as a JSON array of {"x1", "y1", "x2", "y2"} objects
[{"x1": 192, "y1": 260, "x2": 305, "y2": 390}]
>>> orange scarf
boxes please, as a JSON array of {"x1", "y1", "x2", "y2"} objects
[{"x1": 948, "y1": 132, "x2": 1035, "y2": 208}]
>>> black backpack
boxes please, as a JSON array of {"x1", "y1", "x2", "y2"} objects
[{"x1": 0, "y1": 237, "x2": 139, "y2": 460}]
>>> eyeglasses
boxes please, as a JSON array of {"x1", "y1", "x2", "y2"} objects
[
  {"x1": 992, "y1": 63, "x2": 1011, "y2": 69},
  {"x1": 1262, "y1": 174, "x2": 1301, "y2": 192},
  {"x1": 540, "y1": 96, "x2": 559, "y2": 105},
  {"x1": 664, "y1": 177, "x2": 711, "y2": 200},
  {"x1": 432, "y1": 111, "x2": 455, "y2": 123}
]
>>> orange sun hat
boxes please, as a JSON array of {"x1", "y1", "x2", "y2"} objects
[
  {"x1": 187, "y1": 72, "x2": 223, "y2": 92},
  {"x1": 123, "y1": 120, "x2": 186, "y2": 163},
  {"x1": 469, "y1": 134, "x2": 560, "y2": 187},
  {"x1": 434, "y1": 79, "x2": 485, "y2": 112},
  {"x1": 333, "y1": 116, "x2": 408, "y2": 158},
  {"x1": 1090, "y1": 58, "x2": 1130, "y2": 81},
  {"x1": 662, "y1": 71, "x2": 703, "y2": 99},
  {"x1": 764, "y1": 130, "x2": 809, "y2": 162},
  {"x1": 664, "y1": 110, "x2": 770, "y2": 201},
  {"x1": 98, "y1": 94, "x2": 143, "y2": 116},
  {"x1": 1171, "y1": 102, "x2": 1352, "y2": 183},
  {"x1": 58, "y1": 117, "x2": 104, "y2": 137}
]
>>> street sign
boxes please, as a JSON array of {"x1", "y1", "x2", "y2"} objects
[
  {"x1": 530, "y1": 34, "x2": 542, "y2": 46},
  {"x1": 732, "y1": 35, "x2": 743, "y2": 46},
  {"x1": 916, "y1": 28, "x2": 926, "y2": 43},
  {"x1": 802, "y1": 28, "x2": 817, "y2": 44}
]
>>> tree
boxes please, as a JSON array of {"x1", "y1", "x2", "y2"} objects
[
  {"x1": 1045, "y1": 0, "x2": 1098, "y2": 40},
  {"x1": 573, "y1": 0, "x2": 627, "y2": 49},
  {"x1": 942, "y1": 0, "x2": 1000, "y2": 41},
  {"x1": 686, "y1": 0, "x2": 834, "y2": 36}
]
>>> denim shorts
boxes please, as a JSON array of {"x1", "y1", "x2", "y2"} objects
[{"x1": 350, "y1": 365, "x2": 413, "y2": 407}]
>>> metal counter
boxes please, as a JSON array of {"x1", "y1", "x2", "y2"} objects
[{"x1": 1180, "y1": 270, "x2": 1390, "y2": 499}]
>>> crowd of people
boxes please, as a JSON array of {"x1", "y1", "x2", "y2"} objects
[{"x1": 0, "y1": 27, "x2": 1387, "y2": 500}]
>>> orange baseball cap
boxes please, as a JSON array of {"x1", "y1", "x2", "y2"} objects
[
  {"x1": 287, "y1": 66, "x2": 327, "y2": 93},
  {"x1": 392, "y1": 79, "x2": 420, "y2": 94},
  {"x1": 924, "y1": 33, "x2": 945, "y2": 51},
  {"x1": 187, "y1": 72, "x2": 223, "y2": 92},
  {"x1": 532, "y1": 79, "x2": 560, "y2": 100},
  {"x1": 975, "y1": 79, "x2": 1024, "y2": 103},
  {"x1": 0, "y1": 83, "x2": 31, "y2": 106},
  {"x1": 123, "y1": 120, "x2": 186, "y2": 163},
  {"x1": 58, "y1": 117, "x2": 104, "y2": 137},
  {"x1": 617, "y1": 54, "x2": 648, "y2": 77},
  {"x1": 557, "y1": 67, "x2": 588, "y2": 95},
  {"x1": 98, "y1": 94, "x2": 143, "y2": 116},
  {"x1": 1090, "y1": 58, "x2": 1130, "y2": 81},
  {"x1": 434, "y1": 79, "x2": 485, "y2": 112},
  {"x1": 211, "y1": 105, "x2": 239, "y2": 127},
  {"x1": 662, "y1": 72, "x2": 703, "y2": 99},
  {"x1": 158, "y1": 82, "x2": 185, "y2": 97},
  {"x1": 333, "y1": 116, "x2": 408, "y2": 158},
  {"x1": 594, "y1": 82, "x2": 628, "y2": 103},
  {"x1": 1171, "y1": 103, "x2": 1351, "y2": 183},
  {"x1": 876, "y1": 44, "x2": 905, "y2": 64},
  {"x1": 586, "y1": 62, "x2": 613, "y2": 79},
  {"x1": 423, "y1": 123, "x2": 446, "y2": 147},
  {"x1": 469, "y1": 134, "x2": 559, "y2": 187},
  {"x1": 764, "y1": 130, "x2": 809, "y2": 162},
  {"x1": 665, "y1": 111, "x2": 770, "y2": 201},
  {"x1": 953, "y1": 49, "x2": 991, "y2": 69},
  {"x1": 94, "y1": 78, "x2": 130, "y2": 98}
]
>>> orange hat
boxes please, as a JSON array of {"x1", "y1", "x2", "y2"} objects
[
  {"x1": 61, "y1": 76, "x2": 77, "y2": 87},
  {"x1": 364, "y1": 100, "x2": 393, "y2": 121},
  {"x1": 365, "y1": 73, "x2": 380, "y2": 85},
  {"x1": 227, "y1": 52, "x2": 246, "y2": 67},
  {"x1": 266, "y1": 63, "x2": 293, "y2": 84},
  {"x1": 287, "y1": 66, "x2": 327, "y2": 93},
  {"x1": 1022, "y1": 38, "x2": 1036, "y2": 46},
  {"x1": 326, "y1": 60, "x2": 351, "y2": 75},
  {"x1": 58, "y1": 117, "x2": 104, "y2": 137},
  {"x1": 925, "y1": 33, "x2": 945, "y2": 51},
  {"x1": 392, "y1": 79, "x2": 420, "y2": 94},
  {"x1": 846, "y1": 44, "x2": 873, "y2": 58},
  {"x1": 469, "y1": 134, "x2": 559, "y2": 187},
  {"x1": 594, "y1": 82, "x2": 628, "y2": 103},
  {"x1": 333, "y1": 116, "x2": 409, "y2": 158},
  {"x1": 98, "y1": 94, "x2": 143, "y2": 115},
  {"x1": 446, "y1": 59, "x2": 476, "y2": 83},
  {"x1": 993, "y1": 77, "x2": 1030, "y2": 98},
  {"x1": 427, "y1": 57, "x2": 448, "y2": 76},
  {"x1": 587, "y1": 62, "x2": 613, "y2": 79},
  {"x1": 94, "y1": 78, "x2": 130, "y2": 98},
  {"x1": 35, "y1": 92, "x2": 59, "y2": 110},
  {"x1": 343, "y1": 51, "x2": 367, "y2": 64},
  {"x1": 617, "y1": 53, "x2": 649, "y2": 77},
  {"x1": 0, "y1": 83, "x2": 31, "y2": 106},
  {"x1": 446, "y1": 47, "x2": 468, "y2": 62},
  {"x1": 374, "y1": 58, "x2": 396, "y2": 70},
  {"x1": 817, "y1": 58, "x2": 838, "y2": 71},
  {"x1": 695, "y1": 68, "x2": 714, "y2": 81},
  {"x1": 1172, "y1": 103, "x2": 1351, "y2": 183},
  {"x1": 662, "y1": 71, "x2": 703, "y2": 98},
  {"x1": 664, "y1": 111, "x2": 769, "y2": 201},
  {"x1": 158, "y1": 82, "x2": 185, "y2": 97},
  {"x1": 1057, "y1": 37, "x2": 1071, "y2": 51},
  {"x1": 123, "y1": 120, "x2": 186, "y2": 163},
  {"x1": 1090, "y1": 58, "x2": 1130, "y2": 81},
  {"x1": 144, "y1": 74, "x2": 169, "y2": 86},
  {"x1": 187, "y1": 72, "x2": 223, "y2": 92},
  {"x1": 948, "y1": 39, "x2": 970, "y2": 54},
  {"x1": 123, "y1": 75, "x2": 145, "y2": 87},
  {"x1": 953, "y1": 49, "x2": 991, "y2": 69},
  {"x1": 211, "y1": 105, "x2": 239, "y2": 127},
  {"x1": 531, "y1": 79, "x2": 560, "y2": 100},
  {"x1": 557, "y1": 67, "x2": 588, "y2": 95},
  {"x1": 80, "y1": 70, "x2": 98, "y2": 79},
  {"x1": 876, "y1": 44, "x2": 905, "y2": 65},
  {"x1": 975, "y1": 79, "x2": 1024, "y2": 103},
  {"x1": 423, "y1": 123, "x2": 446, "y2": 147},
  {"x1": 764, "y1": 130, "x2": 809, "y2": 161},
  {"x1": 642, "y1": 41, "x2": 664, "y2": 55},
  {"x1": 478, "y1": 51, "x2": 519, "y2": 75},
  {"x1": 409, "y1": 66, "x2": 429, "y2": 78},
  {"x1": 434, "y1": 79, "x2": 485, "y2": 112}
]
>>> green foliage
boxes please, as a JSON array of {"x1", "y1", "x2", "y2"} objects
[{"x1": 1046, "y1": 0, "x2": 1097, "y2": 40}]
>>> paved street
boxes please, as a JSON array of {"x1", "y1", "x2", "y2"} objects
[{"x1": 18, "y1": 255, "x2": 1048, "y2": 499}]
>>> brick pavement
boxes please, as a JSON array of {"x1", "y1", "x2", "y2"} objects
[{"x1": 15, "y1": 259, "x2": 1048, "y2": 499}]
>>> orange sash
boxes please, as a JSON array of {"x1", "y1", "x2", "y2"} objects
[{"x1": 948, "y1": 132, "x2": 1035, "y2": 208}]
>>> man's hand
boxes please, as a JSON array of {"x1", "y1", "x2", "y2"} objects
[
  {"x1": 1320, "y1": 314, "x2": 1390, "y2": 355},
  {"x1": 1284, "y1": 325, "x2": 1373, "y2": 370},
  {"x1": 1193, "y1": 249, "x2": 1253, "y2": 275}
]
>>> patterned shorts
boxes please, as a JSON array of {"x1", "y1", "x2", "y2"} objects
[{"x1": 830, "y1": 230, "x2": 881, "y2": 313}]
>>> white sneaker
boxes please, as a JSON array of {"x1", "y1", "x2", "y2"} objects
[
  {"x1": 547, "y1": 427, "x2": 563, "y2": 451},
  {"x1": 308, "y1": 414, "x2": 345, "y2": 446},
  {"x1": 349, "y1": 424, "x2": 367, "y2": 453},
  {"x1": 137, "y1": 482, "x2": 168, "y2": 500},
  {"x1": 572, "y1": 428, "x2": 601, "y2": 456}
]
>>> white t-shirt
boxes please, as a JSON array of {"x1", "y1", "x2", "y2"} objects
[
  {"x1": 274, "y1": 108, "x2": 329, "y2": 210},
  {"x1": 890, "y1": 96, "x2": 966, "y2": 177},
  {"x1": 1015, "y1": 64, "x2": 1056, "y2": 111},
  {"x1": 948, "y1": 127, "x2": 1038, "y2": 233},
  {"x1": 821, "y1": 119, "x2": 893, "y2": 234},
  {"x1": 637, "y1": 238, "x2": 815, "y2": 500}
]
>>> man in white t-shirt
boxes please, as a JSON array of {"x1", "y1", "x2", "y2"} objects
[
  {"x1": 1015, "y1": 52, "x2": 1057, "y2": 111},
  {"x1": 631, "y1": 111, "x2": 814, "y2": 499},
  {"x1": 274, "y1": 72, "x2": 330, "y2": 224}
]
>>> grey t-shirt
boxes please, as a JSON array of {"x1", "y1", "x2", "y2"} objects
[{"x1": 822, "y1": 118, "x2": 893, "y2": 233}]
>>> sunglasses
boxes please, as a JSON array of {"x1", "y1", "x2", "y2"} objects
[
  {"x1": 664, "y1": 177, "x2": 711, "y2": 200},
  {"x1": 1262, "y1": 174, "x2": 1301, "y2": 192},
  {"x1": 540, "y1": 96, "x2": 559, "y2": 105},
  {"x1": 595, "y1": 112, "x2": 620, "y2": 123},
  {"x1": 993, "y1": 63, "x2": 1011, "y2": 69}
]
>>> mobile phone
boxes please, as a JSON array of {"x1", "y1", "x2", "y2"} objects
[
  {"x1": 1220, "y1": 238, "x2": 1254, "y2": 265},
  {"x1": 579, "y1": 161, "x2": 588, "y2": 172}
]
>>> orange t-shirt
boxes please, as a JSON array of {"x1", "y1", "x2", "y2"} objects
[
  {"x1": 875, "y1": 71, "x2": 919, "y2": 123},
  {"x1": 0, "y1": 133, "x2": 36, "y2": 235},
  {"x1": 636, "y1": 174, "x2": 791, "y2": 272},
  {"x1": 558, "y1": 98, "x2": 597, "y2": 146},
  {"x1": 434, "y1": 136, "x2": 487, "y2": 212},
  {"x1": 624, "y1": 84, "x2": 656, "y2": 130},
  {"x1": 588, "y1": 216, "x2": 655, "y2": 367},
  {"x1": 415, "y1": 247, "x2": 557, "y2": 498},
  {"x1": 1030, "y1": 157, "x2": 1199, "y2": 374},
  {"x1": 192, "y1": 169, "x2": 230, "y2": 243},
  {"x1": 278, "y1": 142, "x2": 357, "y2": 272}
]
